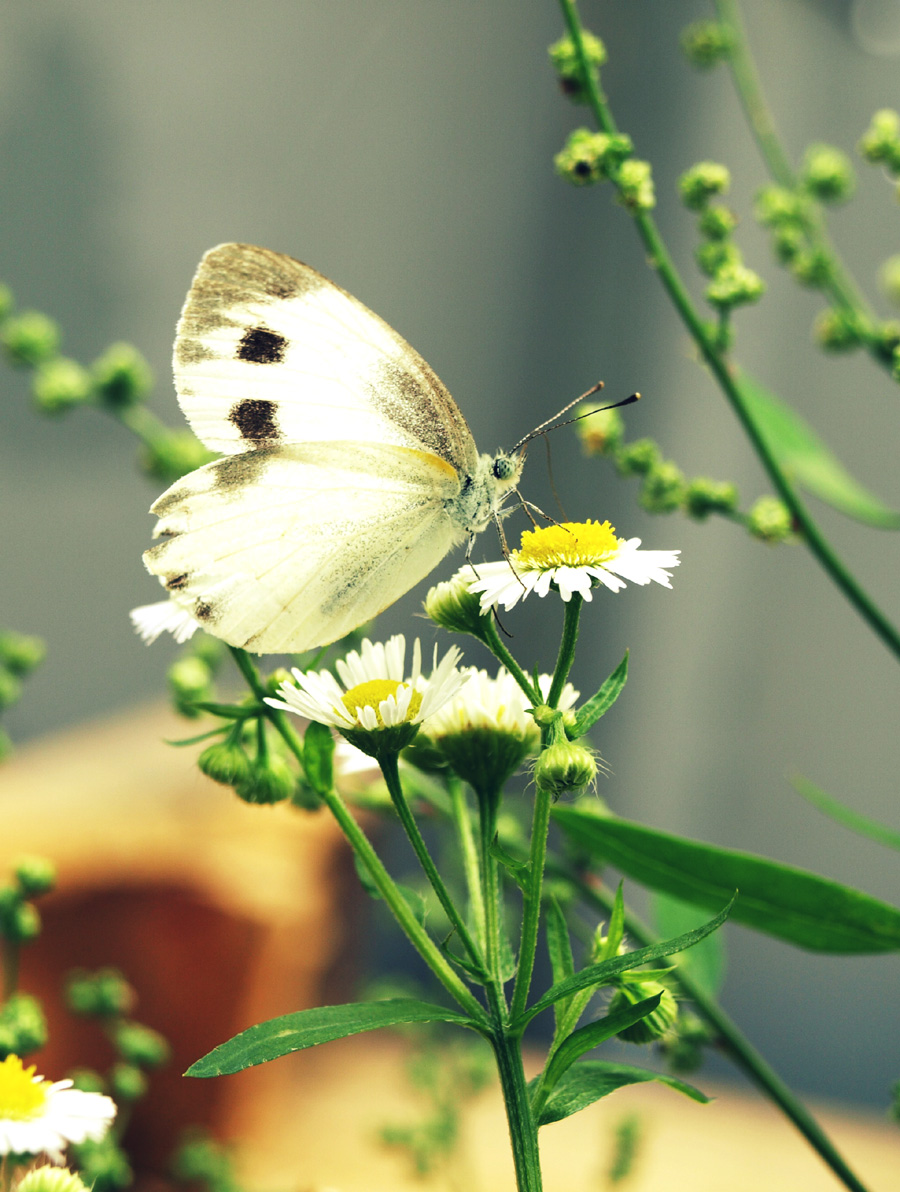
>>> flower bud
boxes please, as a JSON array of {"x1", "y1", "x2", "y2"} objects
[
  {"x1": 109, "y1": 1062, "x2": 148, "y2": 1102},
  {"x1": 548, "y1": 31, "x2": 607, "y2": 103},
  {"x1": 658, "y1": 1009, "x2": 713, "y2": 1073},
  {"x1": 695, "y1": 240, "x2": 742, "y2": 279},
  {"x1": 424, "y1": 570, "x2": 487, "y2": 636},
  {"x1": 15, "y1": 1166, "x2": 90, "y2": 1192},
  {"x1": 705, "y1": 264, "x2": 765, "y2": 309},
  {"x1": 91, "y1": 342, "x2": 153, "y2": 409},
  {"x1": 754, "y1": 185, "x2": 809, "y2": 229},
  {"x1": 679, "y1": 162, "x2": 730, "y2": 211},
  {"x1": 66, "y1": 968, "x2": 135, "y2": 1018},
  {"x1": 13, "y1": 855, "x2": 56, "y2": 898},
  {"x1": 639, "y1": 460, "x2": 686, "y2": 514},
  {"x1": 790, "y1": 248, "x2": 831, "y2": 289},
  {"x1": 113, "y1": 1020, "x2": 170, "y2": 1068},
  {"x1": 609, "y1": 979, "x2": 678, "y2": 1043},
  {"x1": 68, "y1": 1136, "x2": 132, "y2": 1191},
  {"x1": 801, "y1": 143, "x2": 855, "y2": 204},
  {"x1": 0, "y1": 993, "x2": 48, "y2": 1058},
  {"x1": 615, "y1": 437, "x2": 660, "y2": 476},
  {"x1": 1, "y1": 311, "x2": 60, "y2": 367},
  {"x1": 685, "y1": 477, "x2": 739, "y2": 520},
  {"x1": 534, "y1": 740, "x2": 597, "y2": 797},
  {"x1": 5, "y1": 900, "x2": 40, "y2": 943},
  {"x1": 167, "y1": 655, "x2": 213, "y2": 716},
  {"x1": 813, "y1": 308, "x2": 863, "y2": 353},
  {"x1": 697, "y1": 203, "x2": 738, "y2": 241},
  {"x1": 748, "y1": 496, "x2": 793, "y2": 543},
  {"x1": 234, "y1": 754, "x2": 294, "y2": 805},
  {"x1": 554, "y1": 129, "x2": 633, "y2": 186},
  {"x1": 771, "y1": 224, "x2": 805, "y2": 264},
  {"x1": 139, "y1": 430, "x2": 214, "y2": 484},
  {"x1": 574, "y1": 402, "x2": 624, "y2": 455},
  {"x1": 198, "y1": 738, "x2": 252, "y2": 787},
  {"x1": 859, "y1": 108, "x2": 900, "y2": 170},
  {"x1": 616, "y1": 159, "x2": 655, "y2": 211},
  {"x1": 680, "y1": 20, "x2": 734, "y2": 69},
  {"x1": 0, "y1": 632, "x2": 46, "y2": 676},
  {"x1": 31, "y1": 358, "x2": 91, "y2": 415}
]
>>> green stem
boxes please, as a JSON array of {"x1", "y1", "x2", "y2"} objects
[
  {"x1": 573, "y1": 874, "x2": 871, "y2": 1192},
  {"x1": 556, "y1": 0, "x2": 900, "y2": 664},
  {"x1": 547, "y1": 594, "x2": 583, "y2": 708},
  {"x1": 509, "y1": 784, "x2": 553, "y2": 1024},
  {"x1": 378, "y1": 750, "x2": 486, "y2": 975},
  {"x1": 479, "y1": 620, "x2": 541, "y2": 704},
  {"x1": 478, "y1": 794, "x2": 505, "y2": 1006},
  {"x1": 230, "y1": 649, "x2": 487, "y2": 1025},
  {"x1": 490, "y1": 1025, "x2": 544, "y2": 1191},
  {"x1": 448, "y1": 775, "x2": 487, "y2": 952}
]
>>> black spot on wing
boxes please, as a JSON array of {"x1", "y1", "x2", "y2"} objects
[
  {"x1": 194, "y1": 600, "x2": 216, "y2": 623},
  {"x1": 229, "y1": 399, "x2": 281, "y2": 442},
  {"x1": 165, "y1": 573, "x2": 188, "y2": 590},
  {"x1": 237, "y1": 326, "x2": 287, "y2": 364}
]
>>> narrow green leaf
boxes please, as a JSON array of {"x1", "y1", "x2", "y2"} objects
[
  {"x1": 490, "y1": 836, "x2": 530, "y2": 891},
  {"x1": 793, "y1": 775, "x2": 900, "y2": 853},
  {"x1": 303, "y1": 720, "x2": 335, "y2": 795},
  {"x1": 652, "y1": 892, "x2": 725, "y2": 997},
  {"x1": 740, "y1": 372, "x2": 900, "y2": 528},
  {"x1": 598, "y1": 881, "x2": 626, "y2": 962},
  {"x1": 515, "y1": 902, "x2": 730, "y2": 1029},
  {"x1": 554, "y1": 805, "x2": 900, "y2": 954},
  {"x1": 186, "y1": 999, "x2": 474, "y2": 1077},
  {"x1": 545, "y1": 898, "x2": 576, "y2": 1031},
  {"x1": 536, "y1": 1060, "x2": 710, "y2": 1126},
  {"x1": 570, "y1": 652, "x2": 628, "y2": 738},
  {"x1": 186, "y1": 701, "x2": 258, "y2": 719}
]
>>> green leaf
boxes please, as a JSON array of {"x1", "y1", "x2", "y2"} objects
[
  {"x1": 569, "y1": 652, "x2": 628, "y2": 738},
  {"x1": 490, "y1": 836, "x2": 530, "y2": 892},
  {"x1": 553, "y1": 805, "x2": 900, "y2": 954},
  {"x1": 793, "y1": 775, "x2": 900, "y2": 853},
  {"x1": 545, "y1": 898, "x2": 576, "y2": 1032},
  {"x1": 514, "y1": 902, "x2": 731, "y2": 1029},
  {"x1": 303, "y1": 721, "x2": 335, "y2": 795},
  {"x1": 538, "y1": 995, "x2": 661, "y2": 1109},
  {"x1": 740, "y1": 373, "x2": 900, "y2": 528},
  {"x1": 186, "y1": 999, "x2": 474, "y2": 1077},
  {"x1": 652, "y1": 891, "x2": 725, "y2": 997},
  {"x1": 536, "y1": 1060, "x2": 710, "y2": 1126}
]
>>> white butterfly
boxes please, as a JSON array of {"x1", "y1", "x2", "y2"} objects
[{"x1": 140, "y1": 243, "x2": 524, "y2": 654}]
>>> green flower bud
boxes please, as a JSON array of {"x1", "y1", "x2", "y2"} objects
[
  {"x1": 705, "y1": 264, "x2": 766, "y2": 309},
  {"x1": 108, "y1": 1062, "x2": 147, "y2": 1103},
  {"x1": 13, "y1": 856, "x2": 56, "y2": 898},
  {"x1": 548, "y1": 31, "x2": 607, "y2": 103},
  {"x1": 424, "y1": 570, "x2": 487, "y2": 636},
  {"x1": 0, "y1": 670, "x2": 22, "y2": 711},
  {"x1": 139, "y1": 431, "x2": 215, "y2": 484},
  {"x1": 680, "y1": 20, "x2": 734, "y2": 69},
  {"x1": 67, "y1": 1068, "x2": 106, "y2": 1093},
  {"x1": 0, "y1": 284, "x2": 14, "y2": 322},
  {"x1": 813, "y1": 308, "x2": 863, "y2": 353},
  {"x1": 91, "y1": 342, "x2": 153, "y2": 409},
  {"x1": 1, "y1": 311, "x2": 60, "y2": 367},
  {"x1": 198, "y1": 738, "x2": 252, "y2": 787},
  {"x1": 801, "y1": 143, "x2": 855, "y2": 204},
  {"x1": 697, "y1": 202, "x2": 738, "y2": 241},
  {"x1": 609, "y1": 980, "x2": 678, "y2": 1044},
  {"x1": 66, "y1": 968, "x2": 135, "y2": 1018},
  {"x1": 31, "y1": 357, "x2": 91, "y2": 415},
  {"x1": 533, "y1": 740, "x2": 597, "y2": 798},
  {"x1": 171, "y1": 1132, "x2": 238, "y2": 1192},
  {"x1": 685, "y1": 477, "x2": 739, "y2": 520},
  {"x1": 5, "y1": 900, "x2": 40, "y2": 943},
  {"x1": 68, "y1": 1136, "x2": 132, "y2": 1192},
  {"x1": 859, "y1": 109, "x2": 900, "y2": 171},
  {"x1": 0, "y1": 632, "x2": 46, "y2": 676},
  {"x1": 616, "y1": 159, "x2": 655, "y2": 211},
  {"x1": 234, "y1": 754, "x2": 294, "y2": 805},
  {"x1": 639, "y1": 460, "x2": 687, "y2": 514},
  {"x1": 658, "y1": 1009, "x2": 713, "y2": 1074},
  {"x1": 771, "y1": 224, "x2": 805, "y2": 264},
  {"x1": 679, "y1": 161, "x2": 730, "y2": 210},
  {"x1": 748, "y1": 495, "x2": 793, "y2": 543},
  {"x1": 167, "y1": 655, "x2": 213, "y2": 716},
  {"x1": 15, "y1": 1166, "x2": 90, "y2": 1192},
  {"x1": 790, "y1": 248, "x2": 831, "y2": 289},
  {"x1": 754, "y1": 185, "x2": 809, "y2": 229},
  {"x1": 615, "y1": 437, "x2": 660, "y2": 476},
  {"x1": 554, "y1": 129, "x2": 633, "y2": 186},
  {"x1": 0, "y1": 993, "x2": 48, "y2": 1058},
  {"x1": 436, "y1": 729, "x2": 534, "y2": 808},
  {"x1": 113, "y1": 1020, "x2": 170, "y2": 1068},
  {"x1": 574, "y1": 402, "x2": 625, "y2": 455},
  {"x1": 695, "y1": 240, "x2": 742, "y2": 279}
]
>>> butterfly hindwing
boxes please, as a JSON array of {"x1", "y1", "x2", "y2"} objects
[{"x1": 173, "y1": 243, "x2": 478, "y2": 473}]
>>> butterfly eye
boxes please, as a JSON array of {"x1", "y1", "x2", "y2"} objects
[{"x1": 492, "y1": 454, "x2": 517, "y2": 482}]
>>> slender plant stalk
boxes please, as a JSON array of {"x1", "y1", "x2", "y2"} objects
[
  {"x1": 573, "y1": 873, "x2": 871, "y2": 1192},
  {"x1": 448, "y1": 774, "x2": 487, "y2": 950},
  {"x1": 480, "y1": 619, "x2": 541, "y2": 704},
  {"x1": 556, "y1": 0, "x2": 900, "y2": 664},
  {"x1": 509, "y1": 785, "x2": 553, "y2": 1025},
  {"x1": 547, "y1": 593, "x2": 583, "y2": 708}
]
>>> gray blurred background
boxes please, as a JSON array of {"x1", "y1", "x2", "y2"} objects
[{"x1": 1, "y1": 0, "x2": 898, "y2": 1111}]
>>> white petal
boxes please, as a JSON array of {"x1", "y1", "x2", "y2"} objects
[{"x1": 130, "y1": 600, "x2": 200, "y2": 645}]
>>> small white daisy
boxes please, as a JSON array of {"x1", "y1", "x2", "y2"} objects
[
  {"x1": 0, "y1": 1054, "x2": 116, "y2": 1164},
  {"x1": 468, "y1": 520, "x2": 680, "y2": 612},
  {"x1": 130, "y1": 599, "x2": 201, "y2": 645},
  {"x1": 266, "y1": 634, "x2": 467, "y2": 735},
  {"x1": 423, "y1": 668, "x2": 579, "y2": 746}
]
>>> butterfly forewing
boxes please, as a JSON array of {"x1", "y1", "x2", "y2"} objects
[{"x1": 173, "y1": 243, "x2": 478, "y2": 473}]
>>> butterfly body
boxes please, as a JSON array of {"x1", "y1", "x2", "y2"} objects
[{"x1": 143, "y1": 244, "x2": 523, "y2": 653}]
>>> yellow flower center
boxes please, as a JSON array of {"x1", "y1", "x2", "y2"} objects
[
  {"x1": 0, "y1": 1055, "x2": 49, "y2": 1120},
  {"x1": 341, "y1": 679, "x2": 422, "y2": 727},
  {"x1": 513, "y1": 520, "x2": 622, "y2": 570}
]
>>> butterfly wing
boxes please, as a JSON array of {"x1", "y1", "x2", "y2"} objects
[
  {"x1": 173, "y1": 243, "x2": 479, "y2": 473},
  {"x1": 144, "y1": 442, "x2": 464, "y2": 653}
]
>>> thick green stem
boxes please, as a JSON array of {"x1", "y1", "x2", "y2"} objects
[
  {"x1": 509, "y1": 784, "x2": 553, "y2": 1024},
  {"x1": 573, "y1": 873, "x2": 871, "y2": 1192},
  {"x1": 490, "y1": 1026, "x2": 544, "y2": 1192},
  {"x1": 556, "y1": 0, "x2": 900, "y2": 664},
  {"x1": 230, "y1": 649, "x2": 487, "y2": 1024},
  {"x1": 378, "y1": 750, "x2": 485, "y2": 974}
]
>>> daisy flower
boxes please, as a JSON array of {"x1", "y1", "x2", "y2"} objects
[
  {"x1": 468, "y1": 520, "x2": 680, "y2": 612},
  {"x1": 423, "y1": 668, "x2": 578, "y2": 748},
  {"x1": 0, "y1": 1054, "x2": 116, "y2": 1164},
  {"x1": 266, "y1": 634, "x2": 468, "y2": 756},
  {"x1": 130, "y1": 599, "x2": 200, "y2": 645}
]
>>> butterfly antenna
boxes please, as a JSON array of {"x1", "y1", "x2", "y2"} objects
[{"x1": 511, "y1": 387, "x2": 640, "y2": 455}]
